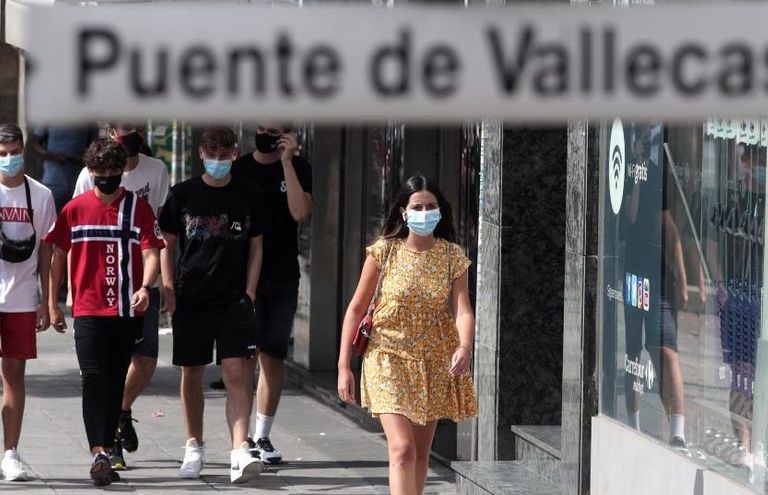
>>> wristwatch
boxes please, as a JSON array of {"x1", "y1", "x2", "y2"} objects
[{"x1": 141, "y1": 285, "x2": 152, "y2": 292}]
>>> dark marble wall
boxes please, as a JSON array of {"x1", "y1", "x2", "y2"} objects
[
  {"x1": 560, "y1": 121, "x2": 601, "y2": 495},
  {"x1": 474, "y1": 123, "x2": 568, "y2": 460},
  {"x1": 496, "y1": 127, "x2": 568, "y2": 457}
]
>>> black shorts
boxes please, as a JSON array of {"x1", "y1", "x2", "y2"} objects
[
  {"x1": 624, "y1": 297, "x2": 678, "y2": 358},
  {"x1": 255, "y1": 280, "x2": 299, "y2": 360},
  {"x1": 133, "y1": 288, "x2": 160, "y2": 358},
  {"x1": 172, "y1": 295, "x2": 259, "y2": 366}
]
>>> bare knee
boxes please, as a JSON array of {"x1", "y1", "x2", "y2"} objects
[
  {"x1": 181, "y1": 366, "x2": 205, "y2": 386},
  {"x1": 2, "y1": 359, "x2": 26, "y2": 388},
  {"x1": 388, "y1": 439, "x2": 417, "y2": 467},
  {"x1": 221, "y1": 360, "x2": 247, "y2": 391},
  {"x1": 132, "y1": 355, "x2": 157, "y2": 375}
]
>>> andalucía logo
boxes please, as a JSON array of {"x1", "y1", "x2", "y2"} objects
[{"x1": 609, "y1": 118, "x2": 626, "y2": 215}]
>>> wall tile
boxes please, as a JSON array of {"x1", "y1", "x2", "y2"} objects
[
  {"x1": 566, "y1": 120, "x2": 587, "y2": 257},
  {"x1": 561, "y1": 252, "x2": 599, "y2": 495},
  {"x1": 501, "y1": 126, "x2": 568, "y2": 232},
  {"x1": 476, "y1": 221, "x2": 501, "y2": 351},
  {"x1": 480, "y1": 120, "x2": 503, "y2": 227}
]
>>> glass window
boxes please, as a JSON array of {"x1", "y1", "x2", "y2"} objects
[{"x1": 600, "y1": 118, "x2": 768, "y2": 491}]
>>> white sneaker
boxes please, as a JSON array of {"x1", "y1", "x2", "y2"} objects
[
  {"x1": 1, "y1": 449, "x2": 29, "y2": 481},
  {"x1": 230, "y1": 442, "x2": 262, "y2": 484},
  {"x1": 179, "y1": 439, "x2": 205, "y2": 479}
]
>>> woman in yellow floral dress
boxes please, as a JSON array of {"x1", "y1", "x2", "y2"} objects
[{"x1": 338, "y1": 174, "x2": 477, "y2": 495}]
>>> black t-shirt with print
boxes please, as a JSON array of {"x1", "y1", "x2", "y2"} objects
[
  {"x1": 231, "y1": 154, "x2": 312, "y2": 282},
  {"x1": 159, "y1": 176, "x2": 265, "y2": 304}
]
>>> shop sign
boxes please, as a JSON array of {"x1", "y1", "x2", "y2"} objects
[
  {"x1": 624, "y1": 353, "x2": 656, "y2": 394},
  {"x1": 624, "y1": 273, "x2": 649, "y2": 312},
  {"x1": 16, "y1": 3, "x2": 768, "y2": 122}
]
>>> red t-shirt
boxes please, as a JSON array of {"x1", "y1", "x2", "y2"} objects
[{"x1": 45, "y1": 188, "x2": 165, "y2": 318}]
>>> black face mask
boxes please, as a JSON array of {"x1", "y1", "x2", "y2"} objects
[
  {"x1": 119, "y1": 132, "x2": 143, "y2": 157},
  {"x1": 0, "y1": 178, "x2": 36, "y2": 264},
  {"x1": 254, "y1": 133, "x2": 280, "y2": 154},
  {"x1": 94, "y1": 175, "x2": 122, "y2": 195}
]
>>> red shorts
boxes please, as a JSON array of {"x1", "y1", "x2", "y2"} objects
[{"x1": 0, "y1": 312, "x2": 37, "y2": 360}]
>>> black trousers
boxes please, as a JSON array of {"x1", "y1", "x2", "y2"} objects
[{"x1": 74, "y1": 316, "x2": 142, "y2": 450}]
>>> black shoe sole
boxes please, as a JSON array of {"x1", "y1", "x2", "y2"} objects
[{"x1": 91, "y1": 459, "x2": 114, "y2": 486}]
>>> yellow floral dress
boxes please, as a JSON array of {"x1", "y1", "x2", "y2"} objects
[{"x1": 360, "y1": 237, "x2": 478, "y2": 425}]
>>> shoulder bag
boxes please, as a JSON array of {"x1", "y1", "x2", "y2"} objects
[{"x1": 352, "y1": 240, "x2": 394, "y2": 356}]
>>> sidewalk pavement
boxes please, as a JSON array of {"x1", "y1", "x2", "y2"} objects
[{"x1": 0, "y1": 320, "x2": 457, "y2": 494}]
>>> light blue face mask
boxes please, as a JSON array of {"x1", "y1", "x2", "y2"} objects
[
  {"x1": 405, "y1": 208, "x2": 441, "y2": 237},
  {"x1": 0, "y1": 154, "x2": 24, "y2": 177},
  {"x1": 203, "y1": 159, "x2": 232, "y2": 180}
]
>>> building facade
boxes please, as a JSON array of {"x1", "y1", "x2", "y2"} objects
[{"x1": 5, "y1": 0, "x2": 768, "y2": 494}]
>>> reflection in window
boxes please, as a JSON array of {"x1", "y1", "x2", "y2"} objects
[{"x1": 601, "y1": 118, "x2": 768, "y2": 491}]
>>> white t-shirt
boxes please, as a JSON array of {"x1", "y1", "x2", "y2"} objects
[
  {"x1": 73, "y1": 153, "x2": 170, "y2": 213},
  {"x1": 0, "y1": 176, "x2": 57, "y2": 312}
]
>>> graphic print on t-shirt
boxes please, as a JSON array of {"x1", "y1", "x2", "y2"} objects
[
  {"x1": 0, "y1": 207, "x2": 31, "y2": 223},
  {"x1": 134, "y1": 182, "x2": 151, "y2": 202},
  {"x1": 70, "y1": 192, "x2": 141, "y2": 315},
  {"x1": 184, "y1": 213, "x2": 250, "y2": 241}
]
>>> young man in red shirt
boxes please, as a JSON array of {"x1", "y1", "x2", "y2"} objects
[{"x1": 47, "y1": 139, "x2": 164, "y2": 486}]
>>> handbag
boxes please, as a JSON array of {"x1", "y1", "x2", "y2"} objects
[{"x1": 352, "y1": 241, "x2": 394, "y2": 356}]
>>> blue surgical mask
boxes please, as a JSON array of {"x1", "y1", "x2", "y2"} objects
[
  {"x1": 204, "y1": 159, "x2": 232, "y2": 180},
  {"x1": 405, "y1": 208, "x2": 441, "y2": 237},
  {"x1": 0, "y1": 154, "x2": 24, "y2": 177}
]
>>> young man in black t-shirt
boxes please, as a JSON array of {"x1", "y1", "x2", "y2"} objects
[
  {"x1": 159, "y1": 127, "x2": 265, "y2": 484},
  {"x1": 230, "y1": 122, "x2": 312, "y2": 464}
]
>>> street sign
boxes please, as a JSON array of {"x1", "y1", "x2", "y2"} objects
[{"x1": 15, "y1": 3, "x2": 768, "y2": 122}]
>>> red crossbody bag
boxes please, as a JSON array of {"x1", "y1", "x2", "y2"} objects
[{"x1": 351, "y1": 241, "x2": 394, "y2": 356}]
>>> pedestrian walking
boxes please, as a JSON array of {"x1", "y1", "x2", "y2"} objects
[
  {"x1": 72, "y1": 122, "x2": 170, "y2": 470},
  {"x1": 230, "y1": 122, "x2": 312, "y2": 464},
  {"x1": 0, "y1": 124, "x2": 58, "y2": 481},
  {"x1": 159, "y1": 127, "x2": 265, "y2": 484},
  {"x1": 337, "y1": 174, "x2": 478, "y2": 495},
  {"x1": 32, "y1": 124, "x2": 98, "y2": 213},
  {"x1": 47, "y1": 138, "x2": 164, "y2": 486}
]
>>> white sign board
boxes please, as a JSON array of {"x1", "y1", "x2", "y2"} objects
[{"x1": 18, "y1": 4, "x2": 768, "y2": 123}]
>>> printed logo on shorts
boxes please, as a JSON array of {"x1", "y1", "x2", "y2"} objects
[{"x1": 153, "y1": 220, "x2": 163, "y2": 240}]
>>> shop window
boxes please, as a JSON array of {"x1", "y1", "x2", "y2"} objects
[{"x1": 600, "y1": 118, "x2": 768, "y2": 490}]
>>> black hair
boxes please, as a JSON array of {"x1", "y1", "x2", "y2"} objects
[
  {"x1": 84, "y1": 138, "x2": 127, "y2": 172},
  {"x1": 0, "y1": 123, "x2": 24, "y2": 147},
  {"x1": 381, "y1": 174, "x2": 456, "y2": 243}
]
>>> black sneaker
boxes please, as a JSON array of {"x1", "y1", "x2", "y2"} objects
[
  {"x1": 90, "y1": 453, "x2": 113, "y2": 487},
  {"x1": 117, "y1": 410, "x2": 139, "y2": 452},
  {"x1": 250, "y1": 437, "x2": 282, "y2": 464},
  {"x1": 110, "y1": 438, "x2": 127, "y2": 471}
]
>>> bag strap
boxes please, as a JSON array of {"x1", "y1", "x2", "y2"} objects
[
  {"x1": 23, "y1": 177, "x2": 35, "y2": 230},
  {"x1": 368, "y1": 240, "x2": 395, "y2": 313}
]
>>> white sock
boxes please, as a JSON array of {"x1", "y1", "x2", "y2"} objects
[
  {"x1": 254, "y1": 413, "x2": 274, "y2": 440},
  {"x1": 631, "y1": 411, "x2": 641, "y2": 430},
  {"x1": 671, "y1": 414, "x2": 685, "y2": 441}
]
